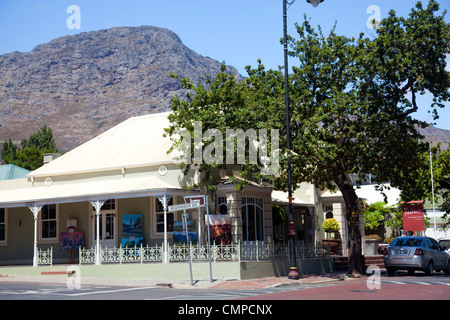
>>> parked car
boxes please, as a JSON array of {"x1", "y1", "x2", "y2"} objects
[
  {"x1": 383, "y1": 236, "x2": 450, "y2": 276},
  {"x1": 438, "y1": 238, "x2": 450, "y2": 254}
]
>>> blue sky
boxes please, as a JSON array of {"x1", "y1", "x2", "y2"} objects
[{"x1": 1, "y1": 0, "x2": 449, "y2": 129}]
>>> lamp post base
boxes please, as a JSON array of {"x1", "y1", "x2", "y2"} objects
[{"x1": 288, "y1": 267, "x2": 300, "y2": 280}]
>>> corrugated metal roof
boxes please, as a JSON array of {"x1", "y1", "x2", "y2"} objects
[
  {"x1": 0, "y1": 113, "x2": 199, "y2": 208},
  {"x1": 28, "y1": 112, "x2": 180, "y2": 178},
  {"x1": 0, "y1": 164, "x2": 30, "y2": 180}
]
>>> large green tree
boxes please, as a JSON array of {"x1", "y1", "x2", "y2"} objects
[
  {"x1": 1, "y1": 126, "x2": 59, "y2": 170},
  {"x1": 166, "y1": 1, "x2": 450, "y2": 276},
  {"x1": 285, "y1": 1, "x2": 449, "y2": 275}
]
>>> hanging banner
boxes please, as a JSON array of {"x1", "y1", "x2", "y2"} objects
[{"x1": 402, "y1": 203, "x2": 425, "y2": 232}]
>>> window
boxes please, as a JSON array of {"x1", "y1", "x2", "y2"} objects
[
  {"x1": 324, "y1": 205, "x2": 333, "y2": 219},
  {"x1": 242, "y1": 197, "x2": 264, "y2": 241},
  {"x1": 41, "y1": 204, "x2": 57, "y2": 240},
  {"x1": 0, "y1": 208, "x2": 6, "y2": 243},
  {"x1": 428, "y1": 238, "x2": 440, "y2": 251},
  {"x1": 216, "y1": 196, "x2": 228, "y2": 215},
  {"x1": 155, "y1": 197, "x2": 174, "y2": 233},
  {"x1": 102, "y1": 199, "x2": 116, "y2": 211},
  {"x1": 94, "y1": 213, "x2": 115, "y2": 240},
  {"x1": 391, "y1": 237, "x2": 422, "y2": 247},
  {"x1": 439, "y1": 239, "x2": 450, "y2": 250}
]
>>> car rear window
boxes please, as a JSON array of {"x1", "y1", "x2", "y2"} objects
[{"x1": 391, "y1": 238, "x2": 423, "y2": 247}]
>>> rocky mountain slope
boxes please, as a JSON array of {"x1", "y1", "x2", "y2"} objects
[
  {"x1": 0, "y1": 25, "x2": 241, "y2": 151},
  {"x1": 418, "y1": 125, "x2": 450, "y2": 150},
  {"x1": 0, "y1": 25, "x2": 448, "y2": 153}
]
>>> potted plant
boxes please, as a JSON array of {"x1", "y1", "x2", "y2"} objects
[{"x1": 322, "y1": 218, "x2": 341, "y2": 254}]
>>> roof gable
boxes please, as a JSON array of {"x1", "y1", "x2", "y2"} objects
[{"x1": 29, "y1": 112, "x2": 178, "y2": 178}]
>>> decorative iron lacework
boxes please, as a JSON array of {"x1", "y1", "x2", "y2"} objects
[
  {"x1": 37, "y1": 247, "x2": 53, "y2": 265},
  {"x1": 78, "y1": 242, "x2": 330, "y2": 265}
]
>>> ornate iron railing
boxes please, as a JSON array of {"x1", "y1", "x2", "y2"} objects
[
  {"x1": 78, "y1": 242, "x2": 330, "y2": 265},
  {"x1": 37, "y1": 247, "x2": 53, "y2": 265}
]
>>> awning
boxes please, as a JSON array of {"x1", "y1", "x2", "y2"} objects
[{"x1": 0, "y1": 173, "x2": 197, "y2": 208}]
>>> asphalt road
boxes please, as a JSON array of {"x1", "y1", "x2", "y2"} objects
[
  {"x1": 238, "y1": 273, "x2": 450, "y2": 301},
  {"x1": 0, "y1": 272, "x2": 448, "y2": 302}
]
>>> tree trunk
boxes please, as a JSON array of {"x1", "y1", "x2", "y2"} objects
[{"x1": 334, "y1": 165, "x2": 366, "y2": 276}]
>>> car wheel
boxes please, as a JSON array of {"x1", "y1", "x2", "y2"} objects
[
  {"x1": 424, "y1": 261, "x2": 434, "y2": 276},
  {"x1": 386, "y1": 267, "x2": 396, "y2": 276},
  {"x1": 444, "y1": 261, "x2": 450, "y2": 275}
]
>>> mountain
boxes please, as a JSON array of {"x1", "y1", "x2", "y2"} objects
[
  {"x1": 418, "y1": 125, "x2": 450, "y2": 150},
  {"x1": 0, "y1": 25, "x2": 449, "y2": 153},
  {"x1": 0, "y1": 25, "x2": 241, "y2": 151}
]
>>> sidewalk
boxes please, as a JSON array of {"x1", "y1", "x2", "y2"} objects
[
  {"x1": 206, "y1": 272, "x2": 350, "y2": 290},
  {"x1": 0, "y1": 272, "x2": 352, "y2": 290}
]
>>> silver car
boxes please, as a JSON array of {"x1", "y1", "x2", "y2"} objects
[{"x1": 383, "y1": 236, "x2": 450, "y2": 276}]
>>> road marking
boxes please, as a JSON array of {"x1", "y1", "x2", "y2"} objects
[
  {"x1": 413, "y1": 281, "x2": 432, "y2": 286},
  {"x1": 435, "y1": 282, "x2": 450, "y2": 286},
  {"x1": 64, "y1": 286, "x2": 156, "y2": 297},
  {"x1": 384, "y1": 281, "x2": 406, "y2": 285}
]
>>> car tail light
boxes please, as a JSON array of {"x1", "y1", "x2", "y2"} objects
[
  {"x1": 414, "y1": 248, "x2": 424, "y2": 256},
  {"x1": 383, "y1": 247, "x2": 388, "y2": 255}
]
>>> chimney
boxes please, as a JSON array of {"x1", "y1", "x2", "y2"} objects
[{"x1": 43, "y1": 153, "x2": 60, "y2": 165}]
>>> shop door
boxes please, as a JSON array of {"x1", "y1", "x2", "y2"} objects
[{"x1": 92, "y1": 211, "x2": 116, "y2": 248}]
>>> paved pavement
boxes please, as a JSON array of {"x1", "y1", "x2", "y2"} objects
[{"x1": 0, "y1": 272, "x2": 351, "y2": 290}]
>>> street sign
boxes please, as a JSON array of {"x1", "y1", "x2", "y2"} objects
[
  {"x1": 167, "y1": 202, "x2": 201, "y2": 212},
  {"x1": 184, "y1": 195, "x2": 206, "y2": 206}
]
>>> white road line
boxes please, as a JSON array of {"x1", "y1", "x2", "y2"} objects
[
  {"x1": 59, "y1": 286, "x2": 156, "y2": 297},
  {"x1": 384, "y1": 281, "x2": 406, "y2": 285},
  {"x1": 434, "y1": 282, "x2": 450, "y2": 286}
]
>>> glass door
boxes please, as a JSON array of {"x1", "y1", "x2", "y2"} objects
[{"x1": 92, "y1": 211, "x2": 116, "y2": 248}]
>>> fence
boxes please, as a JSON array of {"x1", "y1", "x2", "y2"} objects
[
  {"x1": 37, "y1": 247, "x2": 53, "y2": 265},
  {"x1": 77, "y1": 241, "x2": 330, "y2": 265}
]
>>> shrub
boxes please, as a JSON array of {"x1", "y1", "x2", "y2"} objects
[{"x1": 322, "y1": 218, "x2": 340, "y2": 233}]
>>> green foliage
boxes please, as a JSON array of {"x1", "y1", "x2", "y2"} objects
[
  {"x1": 165, "y1": 62, "x2": 285, "y2": 190},
  {"x1": 363, "y1": 201, "x2": 391, "y2": 230},
  {"x1": 322, "y1": 218, "x2": 340, "y2": 233},
  {"x1": 272, "y1": 205, "x2": 287, "y2": 226},
  {"x1": 433, "y1": 147, "x2": 450, "y2": 217},
  {"x1": 166, "y1": 1, "x2": 450, "y2": 273},
  {"x1": 1, "y1": 126, "x2": 59, "y2": 170}
]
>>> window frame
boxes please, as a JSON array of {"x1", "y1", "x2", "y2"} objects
[
  {"x1": 216, "y1": 196, "x2": 228, "y2": 215},
  {"x1": 153, "y1": 196, "x2": 175, "y2": 237},
  {"x1": 39, "y1": 204, "x2": 59, "y2": 243},
  {"x1": 0, "y1": 208, "x2": 7, "y2": 246},
  {"x1": 242, "y1": 196, "x2": 264, "y2": 242}
]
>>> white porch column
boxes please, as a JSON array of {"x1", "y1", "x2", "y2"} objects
[
  {"x1": 90, "y1": 200, "x2": 106, "y2": 265},
  {"x1": 28, "y1": 205, "x2": 43, "y2": 267},
  {"x1": 157, "y1": 195, "x2": 172, "y2": 263}
]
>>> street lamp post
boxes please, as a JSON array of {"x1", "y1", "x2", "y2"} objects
[{"x1": 282, "y1": 0, "x2": 323, "y2": 280}]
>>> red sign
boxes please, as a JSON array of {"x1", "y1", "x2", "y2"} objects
[
  {"x1": 184, "y1": 195, "x2": 206, "y2": 206},
  {"x1": 402, "y1": 204, "x2": 425, "y2": 231}
]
